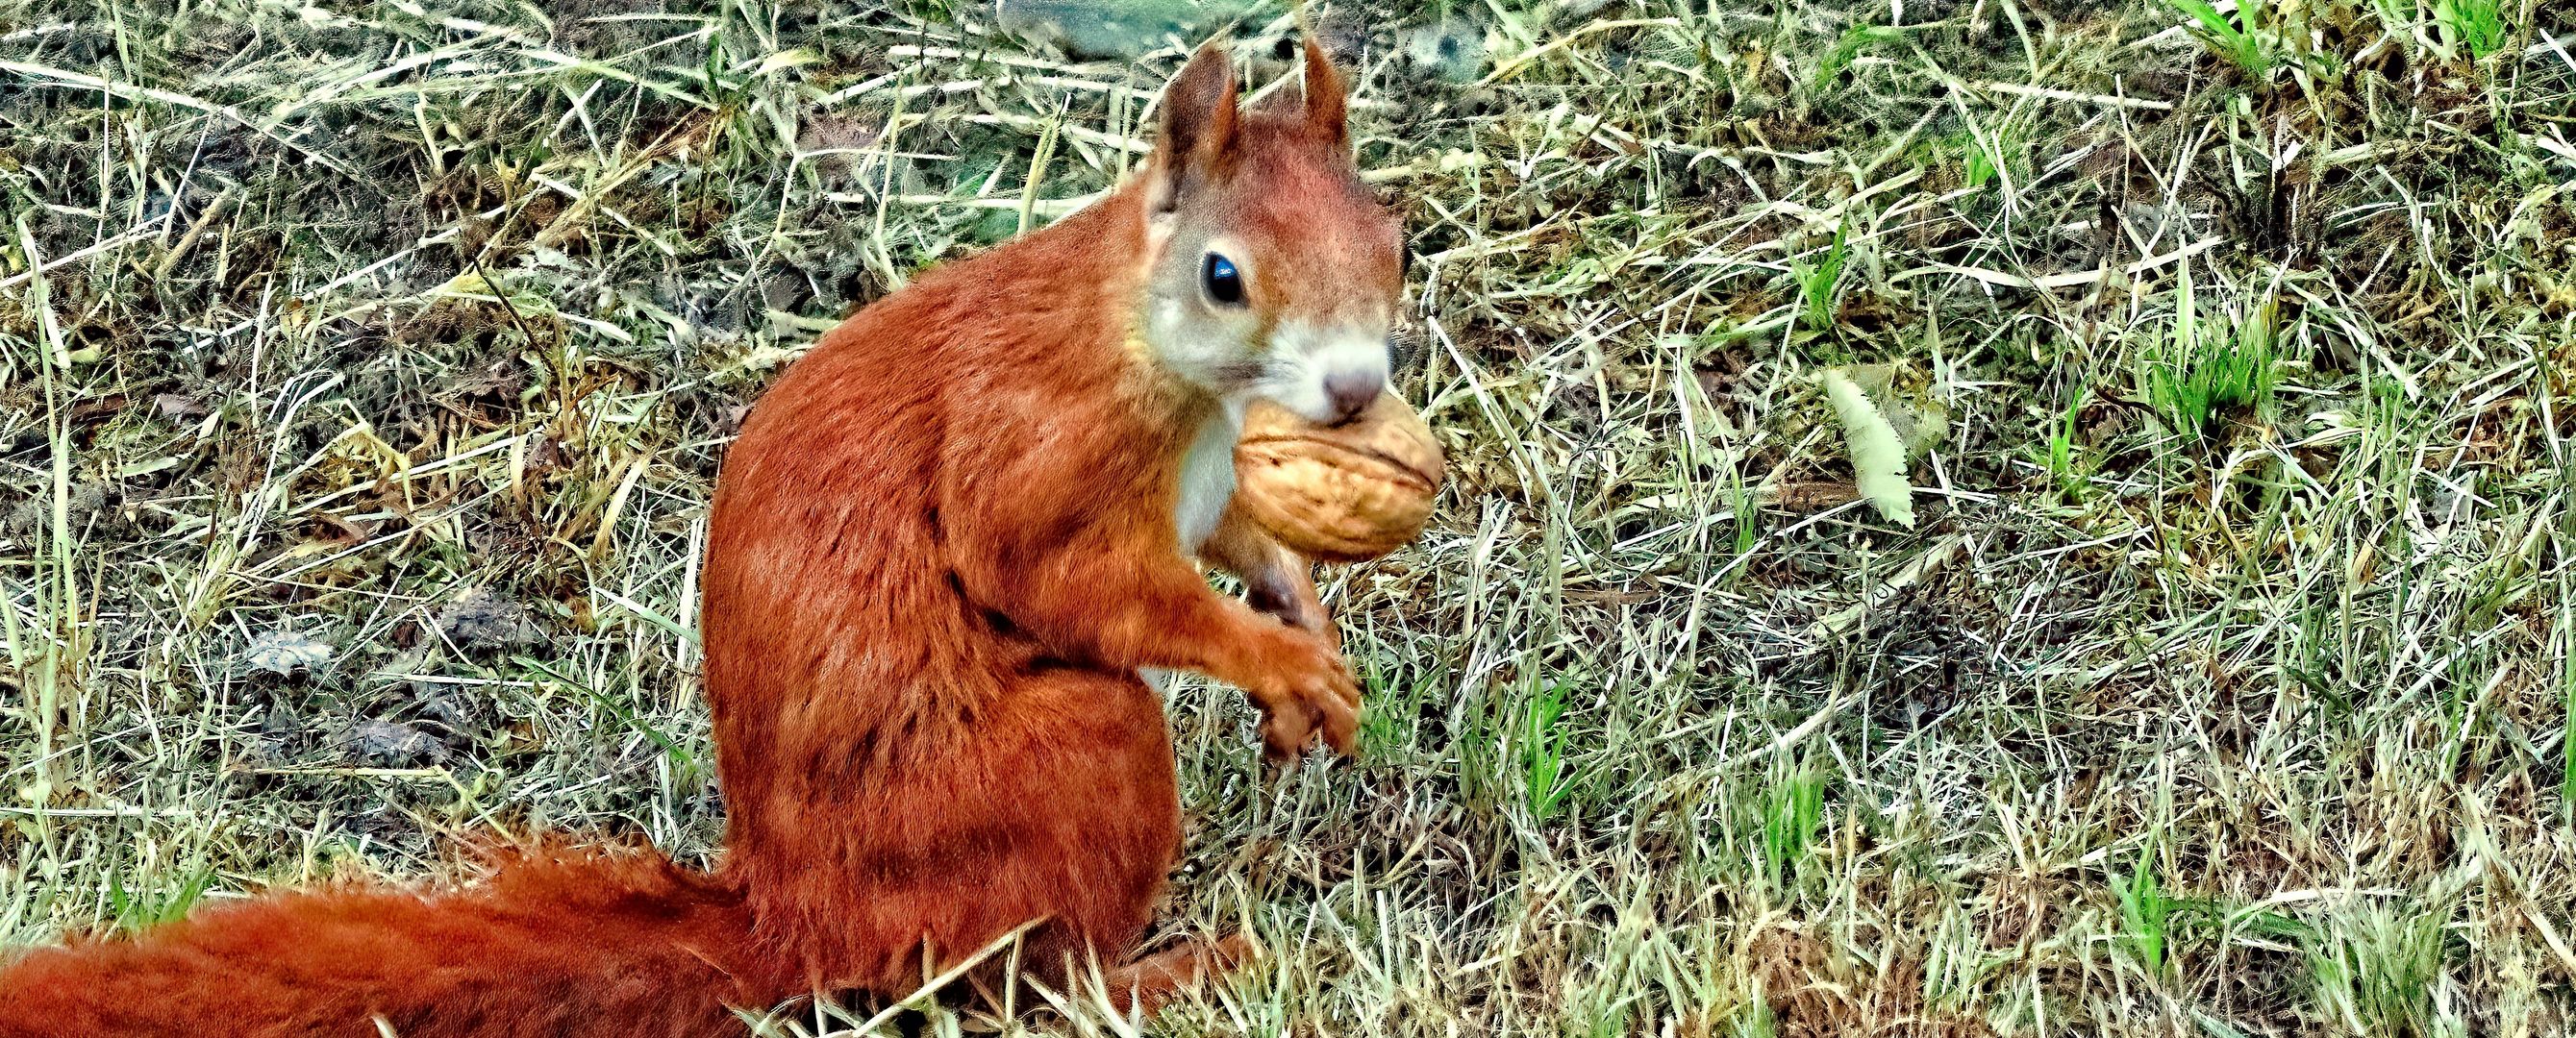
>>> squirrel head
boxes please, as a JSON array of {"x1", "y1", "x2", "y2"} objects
[{"x1": 1136, "y1": 37, "x2": 1405, "y2": 427}]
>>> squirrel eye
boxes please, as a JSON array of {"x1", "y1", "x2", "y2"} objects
[{"x1": 1203, "y1": 253, "x2": 1245, "y2": 307}]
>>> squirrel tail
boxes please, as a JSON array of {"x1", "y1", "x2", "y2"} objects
[{"x1": 0, "y1": 842, "x2": 797, "y2": 1038}]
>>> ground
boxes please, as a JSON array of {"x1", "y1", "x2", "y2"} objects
[{"x1": 4, "y1": 0, "x2": 2575, "y2": 1034}]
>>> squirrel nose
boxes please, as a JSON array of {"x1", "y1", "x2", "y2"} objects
[{"x1": 1323, "y1": 370, "x2": 1381, "y2": 423}]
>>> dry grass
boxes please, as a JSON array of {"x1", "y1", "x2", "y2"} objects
[{"x1": 6, "y1": 0, "x2": 2576, "y2": 1033}]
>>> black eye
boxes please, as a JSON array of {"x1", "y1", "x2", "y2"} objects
[{"x1": 1203, "y1": 253, "x2": 1245, "y2": 306}]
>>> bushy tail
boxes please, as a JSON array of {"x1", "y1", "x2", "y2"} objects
[{"x1": 0, "y1": 843, "x2": 796, "y2": 1038}]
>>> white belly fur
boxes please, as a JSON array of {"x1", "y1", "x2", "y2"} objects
[
  {"x1": 1144, "y1": 407, "x2": 1242, "y2": 696},
  {"x1": 1172, "y1": 403, "x2": 1242, "y2": 555}
]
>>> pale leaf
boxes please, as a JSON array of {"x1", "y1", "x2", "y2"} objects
[{"x1": 1822, "y1": 368, "x2": 1916, "y2": 529}]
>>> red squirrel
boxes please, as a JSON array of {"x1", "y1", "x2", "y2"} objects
[
  {"x1": 699, "y1": 33, "x2": 1396, "y2": 1001},
  {"x1": 0, "y1": 38, "x2": 1400, "y2": 1036}
]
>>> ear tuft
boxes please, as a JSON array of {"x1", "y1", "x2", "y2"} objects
[
  {"x1": 1150, "y1": 41, "x2": 1240, "y2": 212},
  {"x1": 1300, "y1": 37, "x2": 1348, "y2": 145}
]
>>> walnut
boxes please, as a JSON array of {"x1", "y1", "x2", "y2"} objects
[{"x1": 1235, "y1": 392, "x2": 1443, "y2": 562}]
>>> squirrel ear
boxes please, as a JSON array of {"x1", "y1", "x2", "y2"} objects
[
  {"x1": 1150, "y1": 41, "x2": 1239, "y2": 212},
  {"x1": 1300, "y1": 37, "x2": 1347, "y2": 146}
]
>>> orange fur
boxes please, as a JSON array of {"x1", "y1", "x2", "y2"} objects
[
  {"x1": 0, "y1": 845, "x2": 789, "y2": 1037},
  {"x1": 0, "y1": 38, "x2": 1399, "y2": 1035},
  {"x1": 701, "y1": 38, "x2": 1395, "y2": 996}
]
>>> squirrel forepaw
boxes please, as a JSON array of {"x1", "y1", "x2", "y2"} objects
[{"x1": 1251, "y1": 631, "x2": 1362, "y2": 764}]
